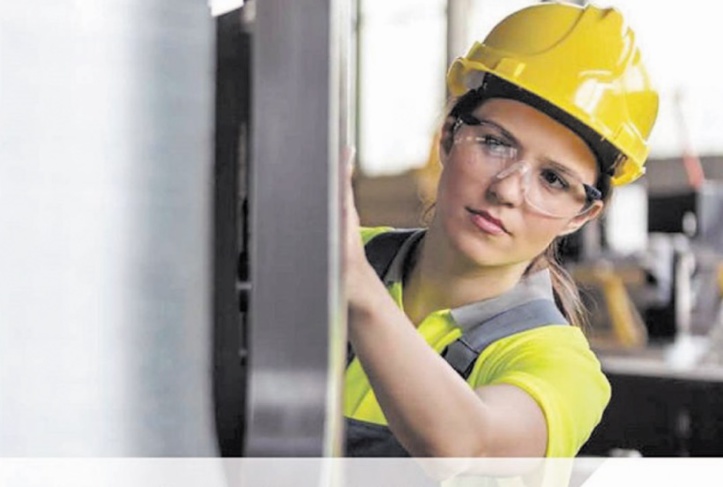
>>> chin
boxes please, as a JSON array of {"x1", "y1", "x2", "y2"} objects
[{"x1": 449, "y1": 228, "x2": 511, "y2": 267}]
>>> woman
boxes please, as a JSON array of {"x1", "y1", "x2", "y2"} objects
[{"x1": 344, "y1": 2, "x2": 658, "y2": 458}]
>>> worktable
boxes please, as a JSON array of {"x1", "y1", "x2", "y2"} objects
[{"x1": 582, "y1": 337, "x2": 723, "y2": 457}]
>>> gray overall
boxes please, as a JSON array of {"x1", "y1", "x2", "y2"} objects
[{"x1": 344, "y1": 229, "x2": 569, "y2": 457}]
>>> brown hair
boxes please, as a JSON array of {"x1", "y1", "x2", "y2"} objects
[
  {"x1": 525, "y1": 241, "x2": 591, "y2": 328},
  {"x1": 524, "y1": 167, "x2": 615, "y2": 328}
]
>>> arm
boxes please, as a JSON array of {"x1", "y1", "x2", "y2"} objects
[{"x1": 344, "y1": 166, "x2": 547, "y2": 458}]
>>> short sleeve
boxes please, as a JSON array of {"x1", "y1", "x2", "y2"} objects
[{"x1": 468, "y1": 325, "x2": 611, "y2": 457}]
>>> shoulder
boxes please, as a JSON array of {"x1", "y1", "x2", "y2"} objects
[
  {"x1": 473, "y1": 326, "x2": 607, "y2": 384},
  {"x1": 481, "y1": 324, "x2": 598, "y2": 361},
  {"x1": 471, "y1": 325, "x2": 611, "y2": 456}
]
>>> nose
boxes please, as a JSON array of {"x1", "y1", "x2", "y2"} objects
[{"x1": 486, "y1": 160, "x2": 529, "y2": 206}]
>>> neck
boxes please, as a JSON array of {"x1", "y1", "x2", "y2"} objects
[{"x1": 402, "y1": 227, "x2": 529, "y2": 326}]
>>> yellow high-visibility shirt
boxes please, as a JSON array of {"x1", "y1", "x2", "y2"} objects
[{"x1": 344, "y1": 227, "x2": 611, "y2": 457}]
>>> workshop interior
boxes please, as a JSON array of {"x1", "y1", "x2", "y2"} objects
[{"x1": 3, "y1": 0, "x2": 723, "y2": 464}]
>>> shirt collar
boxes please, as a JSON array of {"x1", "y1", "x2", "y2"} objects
[
  {"x1": 451, "y1": 269, "x2": 556, "y2": 331},
  {"x1": 379, "y1": 229, "x2": 557, "y2": 332}
]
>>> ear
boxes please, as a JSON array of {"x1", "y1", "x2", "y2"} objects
[
  {"x1": 438, "y1": 117, "x2": 457, "y2": 166},
  {"x1": 437, "y1": 137, "x2": 448, "y2": 167},
  {"x1": 558, "y1": 201, "x2": 604, "y2": 237}
]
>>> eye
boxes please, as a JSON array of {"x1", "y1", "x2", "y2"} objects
[
  {"x1": 539, "y1": 168, "x2": 571, "y2": 191},
  {"x1": 477, "y1": 135, "x2": 515, "y2": 159}
]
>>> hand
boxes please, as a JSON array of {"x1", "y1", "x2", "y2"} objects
[{"x1": 342, "y1": 147, "x2": 381, "y2": 311}]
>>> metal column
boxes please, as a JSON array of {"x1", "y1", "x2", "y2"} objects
[
  {"x1": 447, "y1": 0, "x2": 473, "y2": 73},
  {"x1": 213, "y1": 7, "x2": 252, "y2": 457},
  {"x1": 246, "y1": 0, "x2": 351, "y2": 456}
]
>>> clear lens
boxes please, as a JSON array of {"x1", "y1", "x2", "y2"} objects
[
  {"x1": 452, "y1": 120, "x2": 594, "y2": 219},
  {"x1": 524, "y1": 177, "x2": 590, "y2": 218},
  {"x1": 452, "y1": 123, "x2": 517, "y2": 170}
]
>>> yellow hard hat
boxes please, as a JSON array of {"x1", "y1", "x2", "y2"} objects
[{"x1": 446, "y1": 2, "x2": 659, "y2": 186}]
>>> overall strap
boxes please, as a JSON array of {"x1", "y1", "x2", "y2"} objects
[
  {"x1": 347, "y1": 229, "x2": 421, "y2": 367},
  {"x1": 363, "y1": 229, "x2": 420, "y2": 279},
  {"x1": 442, "y1": 299, "x2": 568, "y2": 379}
]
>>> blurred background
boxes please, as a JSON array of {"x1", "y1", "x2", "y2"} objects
[
  {"x1": 355, "y1": 1, "x2": 723, "y2": 459},
  {"x1": 2, "y1": 0, "x2": 723, "y2": 467}
]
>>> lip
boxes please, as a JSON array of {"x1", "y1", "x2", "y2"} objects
[{"x1": 466, "y1": 207, "x2": 509, "y2": 235}]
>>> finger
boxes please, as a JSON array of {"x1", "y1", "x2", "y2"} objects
[
  {"x1": 343, "y1": 146, "x2": 357, "y2": 182},
  {"x1": 343, "y1": 145, "x2": 357, "y2": 166}
]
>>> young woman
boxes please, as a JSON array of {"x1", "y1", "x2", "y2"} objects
[{"x1": 344, "y1": 2, "x2": 659, "y2": 458}]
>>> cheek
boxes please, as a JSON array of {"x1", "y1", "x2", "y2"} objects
[
  {"x1": 516, "y1": 217, "x2": 569, "y2": 254},
  {"x1": 437, "y1": 160, "x2": 482, "y2": 198},
  {"x1": 435, "y1": 167, "x2": 459, "y2": 206}
]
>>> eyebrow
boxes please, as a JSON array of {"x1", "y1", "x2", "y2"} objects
[
  {"x1": 472, "y1": 116, "x2": 521, "y2": 148},
  {"x1": 540, "y1": 157, "x2": 585, "y2": 181},
  {"x1": 475, "y1": 115, "x2": 588, "y2": 182}
]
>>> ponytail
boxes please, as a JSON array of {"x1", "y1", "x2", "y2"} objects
[
  {"x1": 526, "y1": 243, "x2": 588, "y2": 329},
  {"x1": 524, "y1": 161, "x2": 616, "y2": 330}
]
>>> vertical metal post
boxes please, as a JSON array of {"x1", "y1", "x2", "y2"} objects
[
  {"x1": 247, "y1": 0, "x2": 347, "y2": 456},
  {"x1": 446, "y1": 0, "x2": 472, "y2": 73},
  {"x1": 213, "y1": 7, "x2": 252, "y2": 457}
]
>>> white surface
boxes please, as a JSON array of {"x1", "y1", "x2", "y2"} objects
[{"x1": 209, "y1": 0, "x2": 243, "y2": 16}]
